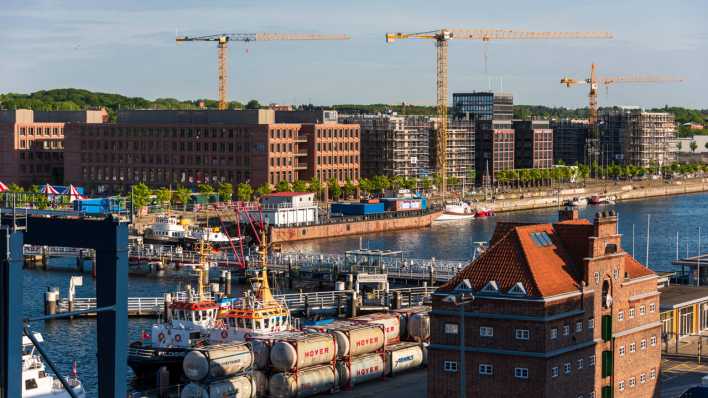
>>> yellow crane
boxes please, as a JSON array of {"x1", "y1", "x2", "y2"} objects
[
  {"x1": 177, "y1": 33, "x2": 350, "y2": 110},
  {"x1": 561, "y1": 63, "x2": 683, "y2": 165},
  {"x1": 385, "y1": 29, "x2": 612, "y2": 194}
]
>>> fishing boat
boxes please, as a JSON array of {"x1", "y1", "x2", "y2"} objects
[
  {"x1": 143, "y1": 215, "x2": 188, "y2": 245},
  {"x1": 435, "y1": 202, "x2": 475, "y2": 222},
  {"x1": 22, "y1": 333, "x2": 86, "y2": 397}
]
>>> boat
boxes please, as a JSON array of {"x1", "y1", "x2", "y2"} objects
[
  {"x1": 435, "y1": 202, "x2": 475, "y2": 222},
  {"x1": 475, "y1": 207, "x2": 495, "y2": 217},
  {"x1": 184, "y1": 226, "x2": 241, "y2": 248},
  {"x1": 143, "y1": 215, "x2": 188, "y2": 245},
  {"x1": 563, "y1": 197, "x2": 588, "y2": 207},
  {"x1": 590, "y1": 195, "x2": 616, "y2": 205},
  {"x1": 22, "y1": 333, "x2": 86, "y2": 398}
]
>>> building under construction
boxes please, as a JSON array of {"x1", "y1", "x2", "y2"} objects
[
  {"x1": 430, "y1": 118, "x2": 475, "y2": 189},
  {"x1": 340, "y1": 114, "x2": 431, "y2": 178},
  {"x1": 600, "y1": 108, "x2": 677, "y2": 167}
]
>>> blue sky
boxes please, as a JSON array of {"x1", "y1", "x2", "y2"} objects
[{"x1": 1, "y1": 0, "x2": 706, "y2": 108}]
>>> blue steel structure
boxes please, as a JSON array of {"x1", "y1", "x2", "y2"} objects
[{"x1": 0, "y1": 213, "x2": 128, "y2": 397}]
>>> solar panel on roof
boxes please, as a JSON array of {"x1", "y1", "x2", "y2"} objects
[{"x1": 531, "y1": 232, "x2": 553, "y2": 247}]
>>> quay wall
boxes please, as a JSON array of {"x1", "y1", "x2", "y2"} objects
[
  {"x1": 485, "y1": 178, "x2": 708, "y2": 213},
  {"x1": 270, "y1": 210, "x2": 442, "y2": 243}
]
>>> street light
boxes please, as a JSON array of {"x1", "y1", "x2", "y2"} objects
[{"x1": 444, "y1": 280, "x2": 475, "y2": 398}]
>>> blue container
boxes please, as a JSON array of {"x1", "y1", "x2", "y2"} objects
[
  {"x1": 331, "y1": 202, "x2": 385, "y2": 216},
  {"x1": 73, "y1": 198, "x2": 125, "y2": 214}
]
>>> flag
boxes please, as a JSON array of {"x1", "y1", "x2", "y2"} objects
[
  {"x1": 142, "y1": 330, "x2": 150, "y2": 340},
  {"x1": 71, "y1": 360, "x2": 78, "y2": 378}
]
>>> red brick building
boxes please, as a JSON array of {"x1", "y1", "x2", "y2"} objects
[
  {"x1": 429, "y1": 209, "x2": 660, "y2": 398},
  {"x1": 513, "y1": 120, "x2": 554, "y2": 169},
  {"x1": 0, "y1": 109, "x2": 105, "y2": 185},
  {"x1": 62, "y1": 110, "x2": 359, "y2": 193}
]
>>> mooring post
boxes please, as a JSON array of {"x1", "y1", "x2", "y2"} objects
[
  {"x1": 225, "y1": 271, "x2": 232, "y2": 296},
  {"x1": 44, "y1": 288, "x2": 57, "y2": 316}
]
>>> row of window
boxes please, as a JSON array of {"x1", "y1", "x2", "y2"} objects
[
  {"x1": 617, "y1": 369, "x2": 657, "y2": 392},
  {"x1": 551, "y1": 355, "x2": 595, "y2": 378},
  {"x1": 82, "y1": 153, "x2": 251, "y2": 168},
  {"x1": 550, "y1": 318, "x2": 594, "y2": 339},
  {"x1": 81, "y1": 167, "x2": 246, "y2": 184},
  {"x1": 18, "y1": 127, "x2": 62, "y2": 136},
  {"x1": 317, "y1": 156, "x2": 359, "y2": 166},
  {"x1": 618, "y1": 302, "x2": 656, "y2": 321},
  {"x1": 618, "y1": 335, "x2": 657, "y2": 356},
  {"x1": 316, "y1": 142, "x2": 359, "y2": 152},
  {"x1": 315, "y1": 129, "x2": 358, "y2": 139}
]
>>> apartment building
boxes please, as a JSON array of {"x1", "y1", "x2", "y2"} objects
[
  {"x1": 513, "y1": 120, "x2": 553, "y2": 169},
  {"x1": 430, "y1": 118, "x2": 475, "y2": 188},
  {"x1": 429, "y1": 209, "x2": 660, "y2": 398},
  {"x1": 0, "y1": 109, "x2": 106, "y2": 185},
  {"x1": 63, "y1": 109, "x2": 359, "y2": 193},
  {"x1": 600, "y1": 108, "x2": 677, "y2": 167},
  {"x1": 552, "y1": 119, "x2": 590, "y2": 165}
]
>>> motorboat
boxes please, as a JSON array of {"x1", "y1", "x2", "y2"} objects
[
  {"x1": 590, "y1": 195, "x2": 616, "y2": 205},
  {"x1": 475, "y1": 207, "x2": 495, "y2": 217},
  {"x1": 564, "y1": 197, "x2": 588, "y2": 207},
  {"x1": 184, "y1": 226, "x2": 241, "y2": 248},
  {"x1": 22, "y1": 333, "x2": 86, "y2": 398},
  {"x1": 435, "y1": 202, "x2": 475, "y2": 222}
]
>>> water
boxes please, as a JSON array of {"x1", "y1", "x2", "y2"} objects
[{"x1": 21, "y1": 192, "x2": 708, "y2": 395}]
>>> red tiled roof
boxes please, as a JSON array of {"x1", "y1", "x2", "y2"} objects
[
  {"x1": 624, "y1": 255, "x2": 654, "y2": 278},
  {"x1": 263, "y1": 192, "x2": 311, "y2": 197}
]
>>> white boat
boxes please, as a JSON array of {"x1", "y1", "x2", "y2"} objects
[
  {"x1": 22, "y1": 333, "x2": 86, "y2": 398},
  {"x1": 143, "y1": 215, "x2": 188, "y2": 244},
  {"x1": 564, "y1": 197, "x2": 588, "y2": 207},
  {"x1": 436, "y1": 202, "x2": 476, "y2": 222},
  {"x1": 186, "y1": 227, "x2": 240, "y2": 248}
]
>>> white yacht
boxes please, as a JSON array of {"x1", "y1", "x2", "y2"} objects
[
  {"x1": 185, "y1": 226, "x2": 240, "y2": 248},
  {"x1": 143, "y1": 215, "x2": 188, "y2": 244},
  {"x1": 436, "y1": 201, "x2": 476, "y2": 222},
  {"x1": 22, "y1": 333, "x2": 86, "y2": 398}
]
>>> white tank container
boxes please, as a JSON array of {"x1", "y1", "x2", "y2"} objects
[
  {"x1": 249, "y1": 339, "x2": 271, "y2": 370},
  {"x1": 391, "y1": 306, "x2": 430, "y2": 340},
  {"x1": 384, "y1": 342, "x2": 424, "y2": 376},
  {"x1": 336, "y1": 353, "x2": 384, "y2": 387},
  {"x1": 407, "y1": 312, "x2": 431, "y2": 342},
  {"x1": 253, "y1": 370, "x2": 269, "y2": 398},
  {"x1": 269, "y1": 333, "x2": 336, "y2": 372},
  {"x1": 351, "y1": 313, "x2": 401, "y2": 346},
  {"x1": 268, "y1": 365, "x2": 337, "y2": 398},
  {"x1": 306, "y1": 321, "x2": 385, "y2": 357},
  {"x1": 180, "y1": 374, "x2": 257, "y2": 398},
  {"x1": 183, "y1": 342, "x2": 254, "y2": 381}
]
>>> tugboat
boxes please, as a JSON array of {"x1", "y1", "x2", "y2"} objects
[
  {"x1": 128, "y1": 240, "x2": 220, "y2": 382},
  {"x1": 22, "y1": 333, "x2": 86, "y2": 397}
]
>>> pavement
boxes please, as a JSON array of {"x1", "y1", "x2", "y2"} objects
[
  {"x1": 321, "y1": 369, "x2": 427, "y2": 398},
  {"x1": 660, "y1": 357, "x2": 708, "y2": 398}
]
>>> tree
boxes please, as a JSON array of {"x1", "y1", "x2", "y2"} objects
[
  {"x1": 308, "y1": 178, "x2": 322, "y2": 200},
  {"x1": 245, "y1": 100, "x2": 261, "y2": 109},
  {"x1": 255, "y1": 183, "x2": 273, "y2": 197},
  {"x1": 275, "y1": 180, "x2": 292, "y2": 192},
  {"x1": 236, "y1": 182, "x2": 253, "y2": 202},
  {"x1": 421, "y1": 177, "x2": 432, "y2": 191},
  {"x1": 197, "y1": 184, "x2": 214, "y2": 194},
  {"x1": 174, "y1": 186, "x2": 192, "y2": 210},
  {"x1": 402, "y1": 177, "x2": 417, "y2": 190},
  {"x1": 217, "y1": 182, "x2": 233, "y2": 202},
  {"x1": 391, "y1": 175, "x2": 405, "y2": 191},
  {"x1": 343, "y1": 178, "x2": 356, "y2": 198},
  {"x1": 690, "y1": 141, "x2": 698, "y2": 153},
  {"x1": 154, "y1": 188, "x2": 172, "y2": 207},
  {"x1": 131, "y1": 183, "x2": 151, "y2": 212},
  {"x1": 431, "y1": 173, "x2": 443, "y2": 191},
  {"x1": 447, "y1": 176, "x2": 459, "y2": 189},
  {"x1": 677, "y1": 141, "x2": 683, "y2": 151},
  {"x1": 358, "y1": 178, "x2": 372, "y2": 196},
  {"x1": 328, "y1": 177, "x2": 341, "y2": 201},
  {"x1": 705, "y1": 142, "x2": 708, "y2": 150},
  {"x1": 371, "y1": 175, "x2": 390, "y2": 194},
  {"x1": 292, "y1": 180, "x2": 307, "y2": 192}
]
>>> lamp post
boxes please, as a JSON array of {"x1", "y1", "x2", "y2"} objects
[{"x1": 444, "y1": 287, "x2": 475, "y2": 398}]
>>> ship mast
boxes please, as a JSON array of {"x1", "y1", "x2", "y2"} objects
[{"x1": 256, "y1": 228, "x2": 277, "y2": 304}]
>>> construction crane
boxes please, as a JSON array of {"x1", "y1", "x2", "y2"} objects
[
  {"x1": 385, "y1": 29, "x2": 612, "y2": 194},
  {"x1": 176, "y1": 33, "x2": 350, "y2": 110},
  {"x1": 561, "y1": 63, "x2": 683, "y2": 166}
]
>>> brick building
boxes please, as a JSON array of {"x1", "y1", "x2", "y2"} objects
[
  {"x1": 512, "y1": 120, "x2": 553, "y2": 169},
  {"x1": 429, "y1": 209, "x2": 661, "y2": 398},
  {"x1": 0, "y1": 109, "x2": 106, "y2": 185},
  {"x1": 552, "y1": 119, "x2": 589, "y2": 165},
  {"x1": 475, "y1": 120, "x2": 514, "y2": 184},
  {"x1": 63, "y1": 109, "x2": 359, "y2": 193}
]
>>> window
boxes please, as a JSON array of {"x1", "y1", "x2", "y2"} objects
[
  {"x1": 576, "y1": 321, "x2": 583, "y2": 333},
  {"x1": 444, "y1": 323, "x2": 459, "y2": 335},
  {"x1": 443, "y1": 361, "x2": 458, "y2": 372},
  {"x1": 630, "y1": 343, "x2": 636, "y2": 353},
  {"x1": 577, "y1": 358, "x2": 584, "y2": 370},
  {"x1": 651, "y1": 336, "x2": 657, "y2": 346},
  {"x1": 629, "y1": 377, "x2": 636, "y2": 388},
  {"x1": 25, "y1": 379, "x2": 38, "y2": 390},
  {"x1": 550, "y1": 328, "x2": 558, "y2": 339},
  {"x1": 552, "y1": 367, "x2": 559, "y2": 378},
  {"x1": 640, "y1": 305, "x2": 646, "y2": 316},
  {"x1": 618, "y1": 380, "x2": 625, "y2": 391},
  {"x1": 618, "y1": 311, "x2": 624, "y2": 321},
  {"x1": 564, "y1": 362, "x2": 571, "y2": 374},
  {"x1": 619, "y1": 345, "x2": 625, "y2": 357},
  {"x1": 514, "y1": 368, "x2": 529, "y2": 379},
  {"x1": 563, "y1": 325, "x2": 570, "y2": 336},
  {"x1": 479, "y1": 364, "x2": 493, "y2": 375},
  {"x1": 588, "y1": 318, "x2": 595, "y2": 330},
  {"x1": 650, "y1": 368, "x2": 656, "y2": 379},
  {"x1": 629, "y1": 308, "x2": 636, "y2": 318},
  {"x1": 515, "y1": 329, "x2": 530, "y2": 340},
  {"x1": 650, "y1": 302, "x2": 656, "y2": 313},
  {"x1": 640, "y1": 373, "x2": 646, "y2": 384},
  {"x1": 480, "y1": 326, "x2": 494, "y2": 337},
  {"x1": 589, "y1": 355, "x2": 595, "y2": 366}
]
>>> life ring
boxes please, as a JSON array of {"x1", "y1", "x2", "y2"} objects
[
  {"x1": 174, "y1": 334, "x2": 182, "y2": 342},
  {"x1": 221, "y1": 330, "x2": 228, "y2": 339},
  {"x1": 158, "y1": 332, "x2": 165, "y2": 342}
]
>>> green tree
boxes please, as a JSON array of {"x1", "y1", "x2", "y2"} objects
[
  {"x1": 343, "y1": 178, "x2": 356, "y2": 198},
  {"x1": 447, "y1": 175, "x2": 460, "y2": 189},
  {"x1": 402, "y1": 177, "x2": 418, "y2": 190},
  {"x1": 358, "y1": 178, "x2": 372, "y2": 196},
  {"x1": 371, "y1": 175, "x2": 390, "y2": 194},
  {"x1": 391, "y1": 175, "x2": 405, "y2": 191},
  {"x1": 173, "y1": 186, "x2": 192, "y2": 210},
  {"x1": 255, "y1": 183, "x2": 273, "y2": 197},
  {"x1": 236, "y1": 182, "x2": 253, "y2": 202},
  {"x1": 292, "y1": 180, "x2": 307, "y2": 192},
  {"x1": 154, "y1": 188, "x2": 172, "y2": 207},
  {"x1": 131, "y1": 183, "x2": 151, "y2": 212},
  {"x1": 431, "y1": 173, "x2": 443, "y2": 191},
  {"x1": 421, "y1": 177, "x2": 432, "y2": 191},
  {"x1": 328, "y1": 178, "x2": 341, "y2": 201},
  {"x1": 275, "y1": 180, "x2": 292, "y2": 192},
  {"x1": 245, "y1": 100, "x2": 261, "y2": 110},
  {"x1": 217, "y1": 182, "x2": 233, "y2": 202},
  {"x1": 690, "y1": 141, "x2": 698, "y2": 153},
  {"x1": 197, "y1": 183, "x2": 214, "y2": 194}
]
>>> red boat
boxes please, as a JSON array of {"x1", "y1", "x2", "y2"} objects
[{"x1": 475, "y1": 208, "x2": 495, "y2": 217}]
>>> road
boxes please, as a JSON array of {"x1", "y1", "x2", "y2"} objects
[
  {"x1": 660, "y1": 357, "x2": 708, "y2": 398},
  {"x1": 321, "y1": 369, "x2": 426, "y2": 398}
]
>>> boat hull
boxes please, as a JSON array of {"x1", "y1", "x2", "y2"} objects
[
  {"x1": 128, "y1": 345, "x2": 187, "y2": 383},
  {"x1": 434, "y1": 213, "x2": 475, "y2": 222}
]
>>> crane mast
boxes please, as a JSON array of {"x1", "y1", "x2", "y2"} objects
[
  {"x1": 385, "y1": 29, "x2": 612, "y2": 196},
  {"x1": 177, "y1": 32, "x2": 350, "y2": 110}
]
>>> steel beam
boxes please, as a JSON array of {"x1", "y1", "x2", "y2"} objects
[{"x1": 0, "y1": 227, "x2": 23, "y2": 398}]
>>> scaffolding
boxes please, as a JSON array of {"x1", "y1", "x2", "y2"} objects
[
  {"x1": 430, "y1": 118, "x2": 475, "y2": 189},
  {"x1": 601, "y1": 109, "x2": 677, "y2": 168}
]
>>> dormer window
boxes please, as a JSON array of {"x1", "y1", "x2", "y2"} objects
[
  {"x1": 455, "y1": 279, "x2": 473, "y2": 292},
  {"x1": 481, "y1": 281, "x2": 499, "y2": 293},
  {"x1": 508, "y1": 282, "x2": 527, "y2": 296}
]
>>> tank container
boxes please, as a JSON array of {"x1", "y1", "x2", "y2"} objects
[
  {"x1": 180, "y1": 374, "x2": 257, "y2": 398},
  {"x1": 351, "y1": 313, "x2": 401, "y2": 346},
  {"x1": 384, "y1": 342, "x2": 424, "y2": 376},
  {"x1": 268, "y1": 365, "x2": 337, "y2": 398},
  {"x1": 269, "y1": 333, "x2": 336, "y2": 372},
  {"x1": 336, "y1": 353, "x2": 384, "y2": 387},
  {"x1": 183, "y1": 342, "x2": 254, "y2": 381}
]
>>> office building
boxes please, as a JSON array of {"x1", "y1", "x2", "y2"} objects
[
  {"x1": 63, "y1": 109, "x2": 359, "y2": 193},
  {"x1": 452, "y1": 92, "x2": 513, "y2": 122},
  {"x1": 552, "y1": 119, "x2": 589, "y2": 165},
  {"x1": 600, "y1": 108, "x2": 677, "y2": 167},
  {"x1": 513, "y1": 120, "x2": 553, "y2": 169},
  {"x1": 429, "y1": 209, "x2": 661, "y2": 398}
]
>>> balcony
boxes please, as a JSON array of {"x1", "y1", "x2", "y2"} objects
[
  {"x1": 295, "y1": 162, "x2": 308, "y2": 170},
  {"x1": 295, "y1": 150, "x2": 308, "y2": 157}
]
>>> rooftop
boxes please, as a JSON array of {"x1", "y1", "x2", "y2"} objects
[{"x1": 659, "y1": 284, "x2": 708, "y2": 311}]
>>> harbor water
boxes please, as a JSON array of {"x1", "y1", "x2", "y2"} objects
[{"x1": 20, "y1": 192, "x2": 708, "y2": 395}]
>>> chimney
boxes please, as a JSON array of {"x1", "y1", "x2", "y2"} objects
[
  {"x1": 558, "y1": 206, "x2": 579, "y2": 222},
  {"x1": 593, "y1": 210, "x2": 618, "y2": 238}
]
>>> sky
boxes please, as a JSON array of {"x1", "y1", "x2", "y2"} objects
[{"x1": 1, "y1": 0, "x2": 706, "y2": 108}]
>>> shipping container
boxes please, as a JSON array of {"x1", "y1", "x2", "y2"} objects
[
  {"x1": 330, "y1": 202, "x2": 385, "y2": 216},
  {"x1": 380, "y1": 198, "x2": 423, "y2": 212},
  {"x1": 268, "y1": 365, "x2": 337, "y2": 398},
  {"x1": 182, "y1": 342, "x2": 254, "y2": 381},
  {"x1": 73, "y1": 197, "x2": 125, "y2": 214}
]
